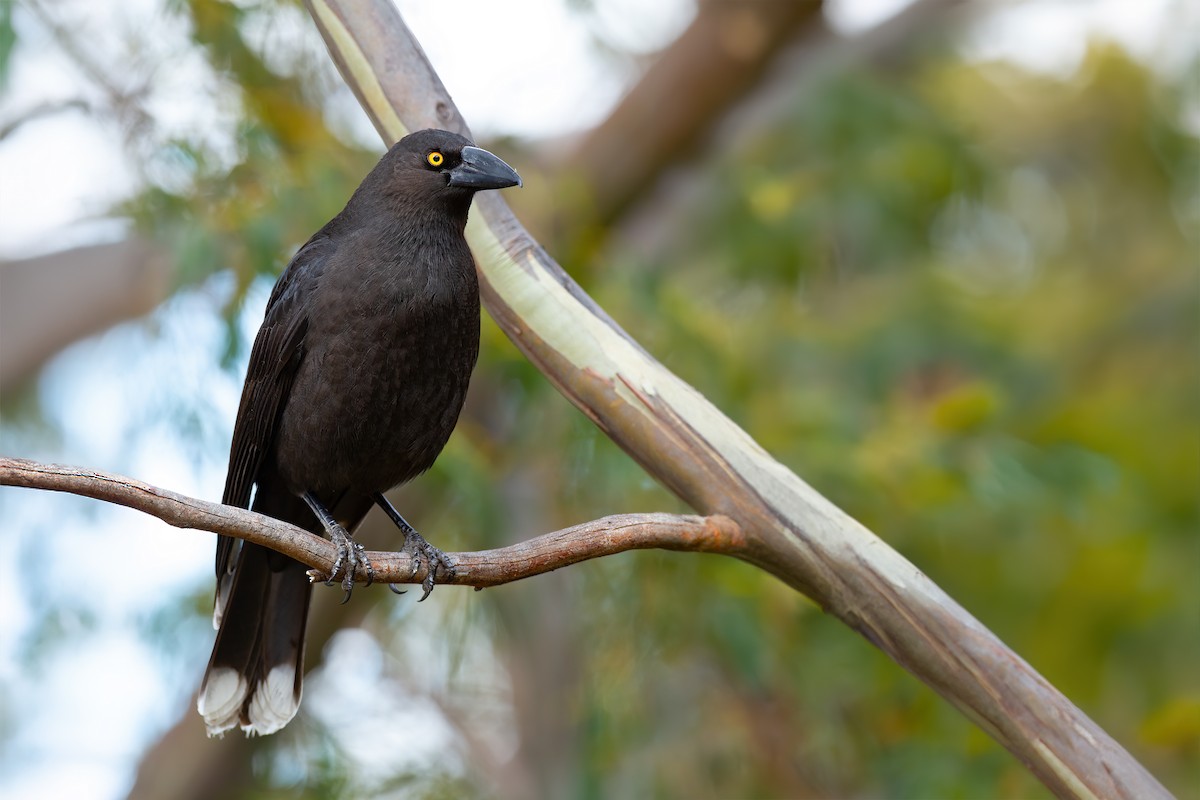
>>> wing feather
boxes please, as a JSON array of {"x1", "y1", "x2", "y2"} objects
[{"x1": 214, "y1": 236, "x2": 333, "y2": 589}]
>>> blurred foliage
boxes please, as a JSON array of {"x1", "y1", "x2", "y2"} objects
[
  {"x1": 13, "y1": 0, "x2": 1199, "y2": 797},
  {"x1": 119, "y1": 0, "x2": 379, "y2": 363},
  {"x1": 581, "y1": 45, "x2": 1198, "y2": 799},
  {"x1": 570, "y1": 45, "x2": 1198, "y2": 799},
  {"x1": 0, "y1": 0, "x2": 14, "y2": 93}
]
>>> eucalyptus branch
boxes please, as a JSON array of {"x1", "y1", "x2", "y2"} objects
[
  {"x1": 0, "y1": 456, "x2": 742, "y2": 588},
  {"x1": 294, "y1": 2, "x2": 1174, "y2": 798}
]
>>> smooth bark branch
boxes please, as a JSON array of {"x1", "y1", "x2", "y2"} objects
[
  {"x1": 562, "y1": 0, "x2": 824, "y2": 230},
  {"x1": 0, "y1": 239, "x2": 169, "y2": 393},
  {"x1": 0, "y1": 456, "x2": 741, "y2": 587},
  {"x1": 301, "y1": 1, "x2": 1172, "y2": 798}
]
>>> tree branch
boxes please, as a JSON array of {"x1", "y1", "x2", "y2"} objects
[
  {"x1": 299, "y1": 2, "x2": 1173, "y2": 798},
  {"x1": 0, "y1": 239, "x2": 170, "y2": 394},
  {"x1": 0, "y1": 456, "x2": 743, "y2": 588},
  {"x1": 560, "y1": 0, "x2": 825, "y2": 234},
  {"x1": 0, "y1": 98, "x2": 91, "y2": 142}
]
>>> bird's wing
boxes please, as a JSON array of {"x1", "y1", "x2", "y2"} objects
[{"x1": 215, "y1": 236, "x2": 332, "y2": 582}]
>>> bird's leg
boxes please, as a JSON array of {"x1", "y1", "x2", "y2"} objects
[
  {"x1": 303, "y1": 491, "x2": 373, "y2": 603},
  {"x1": 371, "y1": 491, "x2": 455, "y2": 601}
]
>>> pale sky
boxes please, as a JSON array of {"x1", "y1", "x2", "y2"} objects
[{"x1": 0, "y1": 0, "x2": 1190, "y2": 258}]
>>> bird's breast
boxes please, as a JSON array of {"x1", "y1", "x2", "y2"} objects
[{"x1": 273, "y1": 249, "x2": 481, "y2": 495}]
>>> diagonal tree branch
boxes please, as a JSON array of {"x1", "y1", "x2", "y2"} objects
[
  {"x1": 299, "y1": 1, "x2": 1173, "y2": 798},
  {"x1": 0, "y1": 456, "x2": 743, "y2": 588},
  {"x1": 0, "y1": 240, "x2": 170, "y2": 394},
  {"x1": 560, "y1": 0, "x2": 825, "y2": 234}
]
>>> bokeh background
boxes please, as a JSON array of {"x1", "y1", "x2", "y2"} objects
[{"x1": 1, "y1": 0, "x2": 1196, "y2": 798}]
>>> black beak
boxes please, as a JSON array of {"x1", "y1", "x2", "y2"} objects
[{"x1": 448, "y1": 146, "x2": 522, "y2": 190}]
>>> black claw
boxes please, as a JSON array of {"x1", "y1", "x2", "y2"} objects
[
  {"x1": 369, "y1": 492, "x2": 454, "y2": 600},
  {"x1": 361, "y1": 543, "x2": 375, "y2": 588},
  {"x1": 418, "y1": 562, "x2": 437, "y2": 602},
  {"x1": 325, "y1": 521, "x2": 370, "y2": 602},
  {"x1": 325, "y1": 545, "x2": 343, "y2": 587},
  {"x1": 392, "y1": 530, "x2": 453, "y2": 600},
  {"x1": 345, "y1": 545, "x2": 357, "y2": 593},
  {"x1": 304, "y1": 491, "x2": 372, "y2": 600},
  {"x1": 413, "y1": 536, "x2": 454, "y2": 601},
  {"x1": 388, "y1": 583, "x2": 407, "y2": 595}
]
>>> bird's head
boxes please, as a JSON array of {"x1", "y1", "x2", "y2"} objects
[{"x1": 368, "y1": 129, "x2": 521, "y2": 217}]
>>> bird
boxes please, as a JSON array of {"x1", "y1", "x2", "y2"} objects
[{"x1": 197, "y1": 128, "x2": 521, "y2": 737}]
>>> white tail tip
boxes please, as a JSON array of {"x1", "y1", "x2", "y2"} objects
[
  {"x1": 243, "y1": 664, "x2": 300, "y2": 736},
  {"x1": 197, "y1": 667, "x2": 248, "y2": 737}
]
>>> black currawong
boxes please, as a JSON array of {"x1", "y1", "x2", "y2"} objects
[{"x1": 198, "y1": 129, "x2": 521, "y2": 736}]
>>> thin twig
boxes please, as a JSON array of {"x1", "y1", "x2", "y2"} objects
[
  {"x1": 0, "y1": 99, "x2": 91, "y2": 142},
  {"x1": 0, "y1": 455, "x2": 744, "y2": 587}
]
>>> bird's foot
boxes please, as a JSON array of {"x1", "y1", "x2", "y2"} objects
[
  {"x1": 389, "y1": 530, "x2": 455, "y2": 602},
  {"x1": 325, "y1": 523, "x2": 374, "y2": 603}
]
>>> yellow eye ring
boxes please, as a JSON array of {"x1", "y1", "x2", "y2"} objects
[{"x1": 427, "y1": 151, "x2": 444, "y2": 167}]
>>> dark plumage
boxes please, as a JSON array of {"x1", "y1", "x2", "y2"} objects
[{"x1": 198, "y1": 129, "x2": 521, "y2": 736}]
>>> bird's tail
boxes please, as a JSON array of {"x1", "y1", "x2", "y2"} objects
[{"x1": 198, "y1": 490, "x2": 314, "y2": 737}]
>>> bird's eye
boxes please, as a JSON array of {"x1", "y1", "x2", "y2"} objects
[{"x1": 427, "y1": 151, "x2": 444, "y2": 167}]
